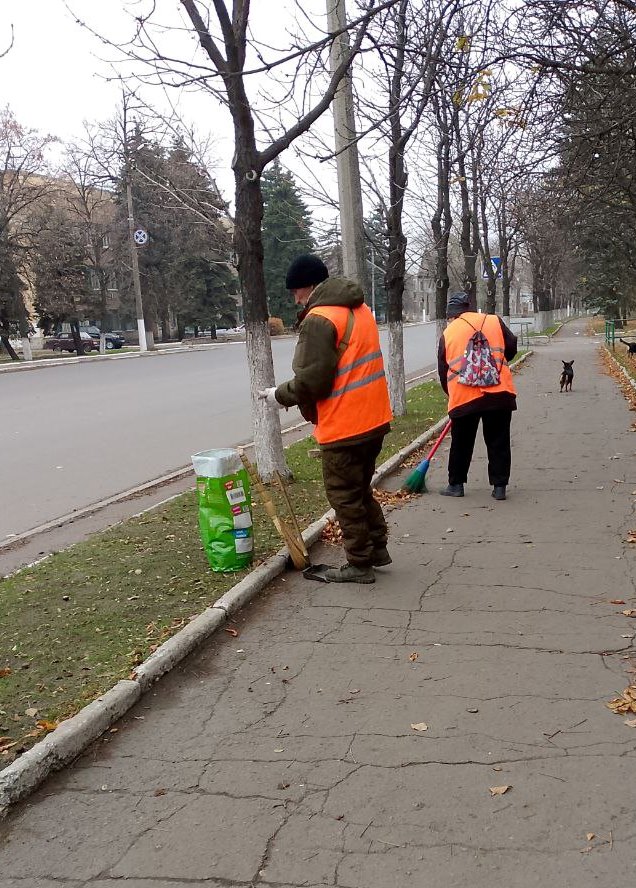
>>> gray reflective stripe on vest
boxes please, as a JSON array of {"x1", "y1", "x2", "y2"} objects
[
  {"x1": 328, "y1": 368, "x2": 386, "y2": 400},
  {"x1": 336, "y1": 349, "x2": 383, "y2": 377}
]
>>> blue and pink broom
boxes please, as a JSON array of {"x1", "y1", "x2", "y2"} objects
[{"x1": 403, "y1": 420, "x2": 452, "y2": 494}]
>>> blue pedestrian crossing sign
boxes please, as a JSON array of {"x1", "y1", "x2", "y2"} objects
[{"x1": 482, "y1": 257, "x2": 502, "y2": 279}]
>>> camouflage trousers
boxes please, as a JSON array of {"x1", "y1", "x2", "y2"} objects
[{"x1": 321, "y1": 435, "x2": 388, "y2": 567}]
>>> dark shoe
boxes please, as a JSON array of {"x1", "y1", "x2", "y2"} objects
[
  {"x1": 371, "y1": 547, "x2": 392, "y2": 567},
  {"x1": 492, "y1": 485, "x2": 507, "y2": 501},
  {"x1": 440, "y1": 483, "x2": 464, "y2": 497},
  {"x1": 324, "y1": 564, "x2": 376, "y2": 584}
]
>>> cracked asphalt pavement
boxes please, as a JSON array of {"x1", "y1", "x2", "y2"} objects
[{"x1": 2, "y1": 318, "x2": 636, "y2": 887}]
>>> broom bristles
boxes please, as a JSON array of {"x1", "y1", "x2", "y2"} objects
[{"x1": 403, "y1": 459, "x2": 430, "y2": 494}]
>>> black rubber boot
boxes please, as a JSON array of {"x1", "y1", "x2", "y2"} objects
[
  {"x1": 440, "y1": 483, "x2": 464, "y2": 497},
  {"x1": 324, "y1": 564, "x2": 376, "y2": 584},
  {"x1": 492, "y1": 485, "x2": 507, "y2": 501},
  {"x1": 371, "y1": 547, "x2": 392, "y2": 567}
]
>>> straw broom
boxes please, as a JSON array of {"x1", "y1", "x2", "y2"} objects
[{"x1": 239, "y1": 451, "x2": 309, "y2": 570}]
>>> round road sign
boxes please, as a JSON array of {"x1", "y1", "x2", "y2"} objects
[{"x1": 134, "y1": 228, "x2": 149, "y2": 246}]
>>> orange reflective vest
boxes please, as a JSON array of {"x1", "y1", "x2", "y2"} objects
[
  {"x1": 443, "y1": 312, "x2": 516, "y2": 414},
  {"x1": 308, "y1": 303, "x2": 393, "y2": 445}
]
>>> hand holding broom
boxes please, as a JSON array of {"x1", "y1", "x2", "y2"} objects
[{"x1": 403, "y1": 420, "x2": 452, "y2": 494}]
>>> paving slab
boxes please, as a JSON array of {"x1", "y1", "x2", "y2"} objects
[{"x1": 1, "y1": 319, "x2": 636, "y2": 886}]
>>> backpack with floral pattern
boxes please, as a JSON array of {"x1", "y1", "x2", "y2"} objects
[{"x1": 457, "y1": 316, "x2": 501, "y2": 387}]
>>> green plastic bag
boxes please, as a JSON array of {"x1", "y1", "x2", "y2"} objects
[{"x1": 191, "y1": 448, "x2": 254, "y2": 573}]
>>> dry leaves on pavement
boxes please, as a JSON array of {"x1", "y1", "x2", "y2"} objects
[
  {"x1": 410, "y1": 722, "x2": 428, "y2": 732},
  {"x1": 372, "y1": 488, "x2": 417, "y2": 508},
  {"x1": 606, "y1": 684, "x2": 636, "y2": 714},
  {"x1": 489, "y1": 785, "x2": 512, "y2": 797}
]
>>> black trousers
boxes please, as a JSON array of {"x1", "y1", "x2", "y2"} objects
[
  {"x1": 321, "y1": 436, "x2": 388, "y2": 567},
  {"x1": 448, "y1": 409, "x2": 512, "y2": 487}
]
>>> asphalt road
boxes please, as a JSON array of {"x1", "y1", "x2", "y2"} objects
[{"x1": 1, "y1": 322, "x2": 437, "y2": 541}]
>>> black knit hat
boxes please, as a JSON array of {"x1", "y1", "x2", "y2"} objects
[
  {"x1": 285, "y1": 254, "x2": 329, "y2": 290},
  {"x1": 446, "y1": 292, "x2": 471, "y2": 318}
]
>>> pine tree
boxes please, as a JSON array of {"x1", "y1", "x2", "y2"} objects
[
  {"x1": 111, "y1": 130, "x2": 238, "y2": 338},
  {"x1": 261, "y1": 160, "x2": 314, "y2": 326}
]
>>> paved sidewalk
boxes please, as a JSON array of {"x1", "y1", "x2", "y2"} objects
[{"x1": 2, "y1": 319, "x2": 636, "y2": 887}]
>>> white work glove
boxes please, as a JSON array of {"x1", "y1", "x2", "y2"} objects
[{"x1": 257, "y1": 387, "x2": 283, "y2": 408}]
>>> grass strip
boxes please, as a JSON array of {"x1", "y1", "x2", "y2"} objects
[{"x1": 0, "y1": 380, "x2": 447, "y2": 766}]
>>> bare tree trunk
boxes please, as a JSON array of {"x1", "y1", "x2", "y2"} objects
[
  {"x1": 455, "y1": 132, "x2": 478, "y2": 310},
  {"x1": 70, "y1": 318, "x2": 86, "y2": 356},
  {"x1": 387, "y1": 321, "x2": 405, "y2": 415},
  {"x1": 432, "y1": 118, "x2": 452, "y2": 335},
  {"x1": 0, "y1": 334, "x2": 20, "y2": 360},
  {"x1": 234, "y1": 167, "x2": 290, "y2": 480},
  {"x1": 384, "y1": 24, "x2": 408, "y2": 417}
]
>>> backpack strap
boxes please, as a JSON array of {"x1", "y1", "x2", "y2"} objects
[
  {"x1": 336, "y1": 309, "x2": 355, "y2": 360},
  {"x1": 460, "y1": 315, "x2": 487, "y2": 333}
]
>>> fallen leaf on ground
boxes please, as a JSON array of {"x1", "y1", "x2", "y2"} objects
[
  {"x1": 607, "y1": 685, "x2": 636, "y2": 714},
  {"x1": 622, "y1": 610, "x2": 636, "y2": 617},
  {"x1": 24, "y1": 707, "x2": 38, "y2": 718},
  {"x1": 409, "y1": 652, "x2": 419, "y2": 662},
  {"x1": 0, "y1": 738, "x2": 18, "y2": 753},
  {"x1": 0, "y1": 667, "x2": 11, "y2": 678},
  {"x1": 586, "y1": 832, "x2": 595, "y2": 841},
  {"x1": 35, "y1": 719, "x2": 58, "y2": 732},
  {"x1": 224, "y1": 627, "x2": 239, "y2": 637},
  {"x1": 610, "y1": 599, "x2": 626, "y2": 605},
  {"x1": 489, "y1": 785, "x2": 512, "y2": 796},
  {"x1": 153, "y1": 788, "x2": 166, "y2": 796},
  {"x1": 410, "y1": 722, "x2": 428, "y2": 732},
  {"x1": 624, "y1": 718, "x2": 636, "y2": 728}
]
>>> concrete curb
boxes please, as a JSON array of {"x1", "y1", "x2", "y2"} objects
[
  {"x1": 602, "y1": 346, "x2": 636, "y2": 392},
  {"x1": 0, "y1": 341, "x2": 238, "y2": 375},
  {"x1": 0, "y1": 351, "x2": 532, "y2": 817},
  {"x1": 0, "y1": 681, "x2": 140, "y2": 812}
]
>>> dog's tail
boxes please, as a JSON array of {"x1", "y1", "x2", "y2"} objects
[{"x1": 620, "y1": 338, "x2": 632, "y2": 346}]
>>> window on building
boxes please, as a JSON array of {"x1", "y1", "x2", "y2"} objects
[
  {"x1": 88, "y1": 269, "x2": 101, "y2": 291},
  {"x1": 102, "y1": 234, "x2": 110, "y2": 250},
  {"x1": 107, "y1": 271, "x2": 118, "y2": 292}
]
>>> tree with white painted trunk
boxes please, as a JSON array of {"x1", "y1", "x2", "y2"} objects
[
  {"x1": 358, "y1": 0, "x2": 460, "y2": 415},
  {"x1": 83, "y1": 0, "x2": 399, "y2": 479}
]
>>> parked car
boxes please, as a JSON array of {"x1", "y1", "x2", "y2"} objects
[
  {"x1": 43, "y1": 331, "x2": 99, "y2": 353},
  {"x1": 83, "y1": 326, "x2": 126, "y2": 350}
]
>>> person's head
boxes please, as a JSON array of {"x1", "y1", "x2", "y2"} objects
[
  {"x1": 446, "y1": 292, "x2": 471, "y2": 319},
  {"x1": 285, "y1": 254, "x2": 329, "y2": 306}
]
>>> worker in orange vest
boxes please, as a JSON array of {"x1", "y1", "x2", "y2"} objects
[
  {"x1": 258, "y1": 254, "x2": 393, "y2": 583},
  {"x1": 438, "y1": 293, "x2": 518, "y2": 500}
]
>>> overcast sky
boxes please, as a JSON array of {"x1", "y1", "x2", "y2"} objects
[{"x1": 0, "y1": 0, "x2": 344, "y2": 219}]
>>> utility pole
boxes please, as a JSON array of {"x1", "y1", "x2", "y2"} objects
[
  {"x1": 125, "y1": 171, "x2": 148, "y2": 353},
  {"x1": 326, "y1": 0, "x2": 368, "y2": 294}
]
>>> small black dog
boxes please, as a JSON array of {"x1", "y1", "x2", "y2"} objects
[
  {"x1": 560, "y1": 360, "x2": 574, "y2": 392},
  {"x1": 619, "y1": 338, "x2": 636, "y2": 357}
]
